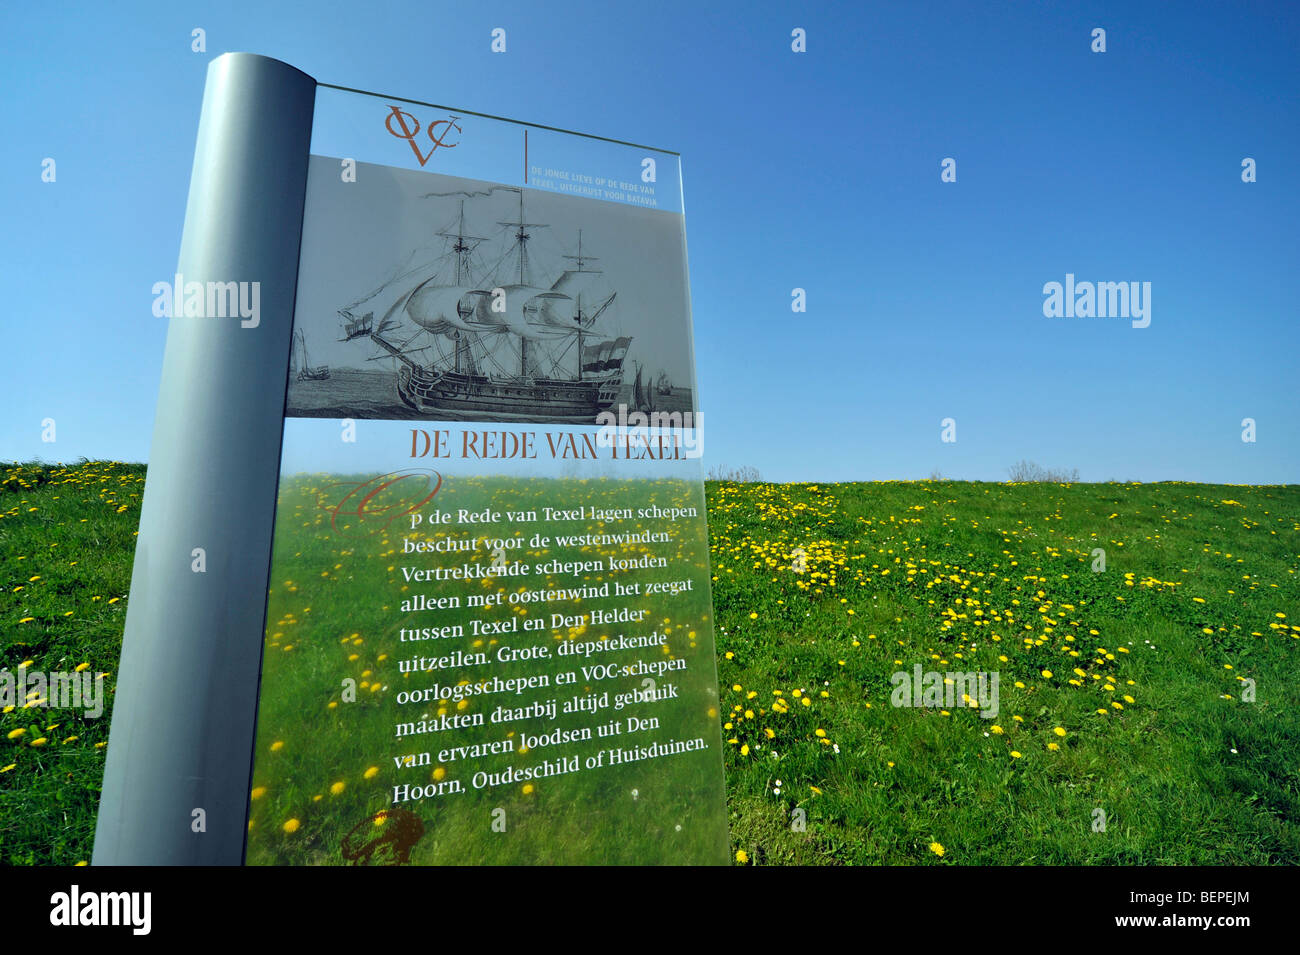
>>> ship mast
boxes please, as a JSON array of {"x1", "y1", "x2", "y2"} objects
[
  {"x1": 562, "y1": 229, "x2": 599, "y2": 381},
  {"x1": 498, "y1": 190, "x2": 547, "y2": 377},
  {"x1": 437, "y1": 200, "x2": 487, "y2": 375}
]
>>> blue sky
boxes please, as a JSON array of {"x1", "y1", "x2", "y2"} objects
[{"x1": 2, "y1": 0, "x2": 1296, "y2": 482}]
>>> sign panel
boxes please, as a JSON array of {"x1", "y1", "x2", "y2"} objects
[{"x1": 242, "y1": 86, "x2": 726, "y2": 864}]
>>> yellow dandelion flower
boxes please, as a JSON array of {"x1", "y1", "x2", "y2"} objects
[
  {"x1": 283, "y1": 818, "x2": 300, "y2": 833},
  {"x1": 929, "y1": 842, "x2": 945, "y2": 857}
]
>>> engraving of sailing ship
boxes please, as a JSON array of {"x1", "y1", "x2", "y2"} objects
[{"x1": 337, "y1": 190, "x2": 629, "y2": 422}]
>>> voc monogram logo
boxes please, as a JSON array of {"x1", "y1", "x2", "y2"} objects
[{"x1": 385, "y1": 105, "x2": 462, "y2": 166}]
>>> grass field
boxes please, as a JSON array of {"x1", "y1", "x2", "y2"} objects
[
  {"x1": 2, "y1": 461, "x2": 1297, "y2": 864},
  {"x1": 0, "y1": 462, "x2": 139, "y2": 865}
]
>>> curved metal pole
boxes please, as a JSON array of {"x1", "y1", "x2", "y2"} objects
[{"x1": 93, "y1": 52, "x2": 315, "y2": 865}]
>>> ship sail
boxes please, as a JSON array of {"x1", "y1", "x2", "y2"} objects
[
  {"x1": 404, "y1": 282, "x2": 478, "y2": 337},
  {"x1": 539, "y1": 269, "x2": 602, "y2": 327},
  {"x1": 466, "y1": 285, "x2": 566, "y2": 340},
  {"x1": 633, "y1": 364, "x2": 646, "y2": 409}
]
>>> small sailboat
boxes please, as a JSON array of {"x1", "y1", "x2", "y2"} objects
[
  {"x1": 295, "y1": 329, "x2": 330, "y2": 381},
  {"x1": 633, "y1": 364, "x2": 648, "y2": 410}
]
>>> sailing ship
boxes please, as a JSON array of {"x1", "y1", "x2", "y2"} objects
[
  {"x1": 633, "y1": 363, "x2": 649, "y2": 411},
  {"x1": 294, "y1": 329, "x2": 330, "y2": 381},
  {"x1": 655, "y1": 371, "x2": 673, "y2": 396},
  {"x1": 338, "y1": 191, "x2": 630, "y2": 422}
]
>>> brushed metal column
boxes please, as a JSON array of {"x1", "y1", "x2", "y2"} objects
[{"x1": 93, "y1": 53, "x2": 316, "y2": 865}]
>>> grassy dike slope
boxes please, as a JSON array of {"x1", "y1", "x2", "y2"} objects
[{"x1": 2, "y1": 462, "x2": 1297, "y2": 864}]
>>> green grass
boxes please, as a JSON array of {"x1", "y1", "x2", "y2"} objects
[
  {"x1": 710, "y1": 479, "x2": 1300, "y2": 864},
  {"x1": 0, "y1": 461, "x2": 139, "y2": 865},
  {"x1": 2, "y1": 462, "x2": 1297, "y2": 864}
]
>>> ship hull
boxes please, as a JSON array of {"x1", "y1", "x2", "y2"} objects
[{"x1": 397, "y1": 365, "x2": 622, "y2": 422}]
